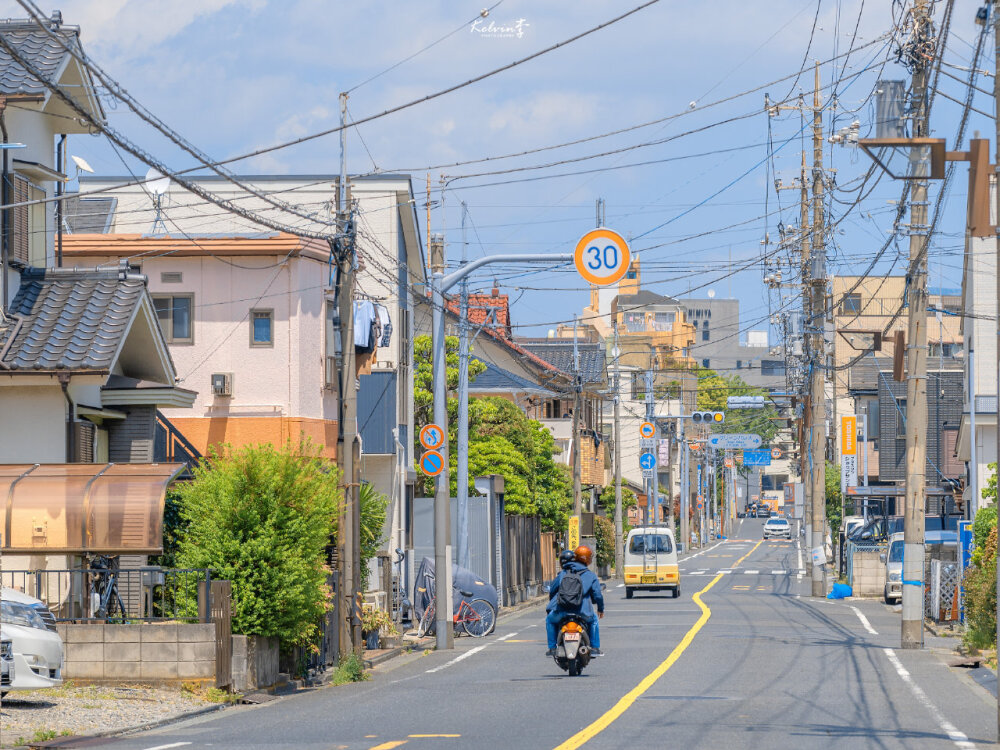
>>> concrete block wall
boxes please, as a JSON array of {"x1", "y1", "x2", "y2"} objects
[
  {"x1": 231, "y1": 634, "x2": 279, "y2": 692},
  {"x1": 850, "y1": 550, "x2": 886, "y2": 597},
  {"x1": 57, "y1": 623, "x2": 215, "y2": 684}
]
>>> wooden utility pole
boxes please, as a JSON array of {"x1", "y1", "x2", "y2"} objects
[
  {"x1": 901, "y1": 0, "x2": 932, "y2": 649},
  {"x1": 335, "y1": 92, "x2": 362, "y2": 656},
  {"x1": 613, "y1": 326, "x2": 624, "y2": 577},
  {"x1": 573, "y1": 316, "x2": 582, "y2": 517},
  {"x1": 809, "y1": 61, "x2": 828, "y2": 598}
]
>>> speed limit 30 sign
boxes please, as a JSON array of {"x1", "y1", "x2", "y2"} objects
[{"x1": 575, "y1": 228, "x2": 631, "y2": 286}]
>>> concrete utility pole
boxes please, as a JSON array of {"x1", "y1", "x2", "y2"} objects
[
  {"x1": 456, "y1": 202, "x2": 471, "y2": 570},
  {"x1": 901, "y1": 0, "x2": 932, "y2": 648},
  {"x1": 573, "y1": 316, "x2": 583, "y2": 517},
  {"x1": 645, "y1": 367, "x2": 655, "y2": 525},
  {"x1": 335, "y1": 92, "x2": 362, "y2": 656},
  {"x1": 809, "y1": 62, "x2": 828, "y2": 598},
  {"x1": 992, "y1": 3, "x2": 1000, "y2": 731},
  {"x1": 679, "y1": 415, "x2": 689, "y2": 549},
  {"x1": 613, "y1": 327, "x2": 624, "y2": 577}
]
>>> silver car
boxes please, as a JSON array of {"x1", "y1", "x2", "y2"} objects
[
  {"x1": 763, "y1": 517, "x2": 792, "y2": 539},
  {"x1": 1, "y1": 630, "x2": 13, "y2": 695}
]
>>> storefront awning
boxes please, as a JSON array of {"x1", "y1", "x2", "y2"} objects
[{"x1": 1, "y1": 463, "x2": 184, "y2": 554}]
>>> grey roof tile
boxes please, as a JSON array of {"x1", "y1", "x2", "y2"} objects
[
  {"x1": 518, "y1": 342, "x2": 606, "y2": 385},
  {"x1": 0, "y1": 267, "x2": 146, "y2": 371},
  {"x1": 0, "y1": 21, "x2": 80, "y2": 97},
  {"x1": 63, "y1": 196, "x2": 117, "y2": 233}
]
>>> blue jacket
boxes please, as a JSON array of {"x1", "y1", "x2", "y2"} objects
[{"x1": 546, "y1": 561, "x2": 604, "y2": 617}]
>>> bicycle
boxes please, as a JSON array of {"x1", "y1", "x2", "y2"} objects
[
  {"x1": 88, "y1": 555, "x2": 126, "y2": 622},
  {"x1": 417, "y1": 574, "x2": 496, "y2": 638}
]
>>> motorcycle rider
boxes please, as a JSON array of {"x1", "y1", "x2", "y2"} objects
[{"x1": 545, "y1": 545, "x2": 604, "y2": 657}]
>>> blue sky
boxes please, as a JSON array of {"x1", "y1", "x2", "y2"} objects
[{"x1": 14, "y1": 0, "x2": 994, "y2": 338}]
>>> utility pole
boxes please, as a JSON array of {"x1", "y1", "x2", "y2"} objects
[
  {"x1": 991, "y1": 2, "x2": 1000, "y2": 733},
  {"x1": 573, "y1": 316, "x2": 582, "y2": 517},
  {"x1": 335, "y1": 92, "x2": 362, "y2": 656},
  {"x1": 645, "y1": 367, "x2": 655, "y2": 525},
  {"x1": 901, "y1": 0, "x2": 932, "y2": 648},
  {"x1": 613, "y1": 326, "x2": 624, "y2": 577},
  {"x1": 808, "y1": 62, "x2": 828, "y2": 598},
  {"x1": 679, "y1": 413, "x2": 689, "y2": 549},
  {"x1": 456, "y1": 201, "x2": 471, "y2": 570}
]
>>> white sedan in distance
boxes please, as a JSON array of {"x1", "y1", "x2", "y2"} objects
[{"x1": 762, "y1": 517, "x2": 792, "y2": 540}]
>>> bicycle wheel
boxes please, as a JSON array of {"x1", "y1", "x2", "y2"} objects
[
  {"x1": 460, "y1": 599, "x2": 496, "y2": 638},
  {"x1": 417, "y1": 602, "x2": 436, "y2": 637}
]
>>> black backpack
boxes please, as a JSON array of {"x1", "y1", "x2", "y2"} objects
[{"x1": 556, "y1": 568, "x2": 585, "y2": 610}]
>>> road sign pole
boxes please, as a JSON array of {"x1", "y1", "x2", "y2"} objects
[{"x1": 431, "y1": 270, "x2": 453, "y2": 650}]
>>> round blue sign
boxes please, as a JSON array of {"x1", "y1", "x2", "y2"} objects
[
  {"x1": 420, "y1": 449, "x2": 445, "y2": 476},
  {"x1": 639, "y1": 452, "x2": 656, "y2": 470}
]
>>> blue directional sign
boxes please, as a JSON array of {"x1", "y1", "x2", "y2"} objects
[
  {"x1": 419, "y1": 449, "x2": 445, "y2": 476},
  {"x1": 742, "y1": 449, "x2": 772, "y2": 466},
  {"x1": 639, "y1": 452, "x2": 656, "y2": 470}
]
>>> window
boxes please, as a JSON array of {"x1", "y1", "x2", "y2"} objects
[
  {"x1": 629, "y1": 534, "x2": 673, "y2": 554},
  {"x1": 702, "y1": 329, "x2": 710, "y2": 341},
  {"x1": 652, "y1": 312, "x2": 674, "y2": 332},
  {"x1": 250, "y1": 309, "x2": 273, "y2": 347},
  {"x1": 702, "y1": 359, "x2": 710, "y2": 369},
  {"x1": 630, "y1": 372, "x2": 646, "y2": 400},
  {"x1": 7, "y1": 174, "x2": 46, "y2": 267},
  {"x1": 736, "y1": 360, "x2": 742, "y2": 369},
  {"x1": 623, "y1": 312, "x2": 645, "y2": 333},
  {"x1": 863, "y1": 400, "x2": 879, "y2": 440},
  {"x1": 761, "y1": 359, "x2": 785, "y2": 376},
  {"x1": 152, "y1": 294, "x2": 193, "y2": 344},
  {"x1": 841, "y1": 293, "x2": 862, "y2": 315},
  {"x1": 895, "y1": 401, "x2": 907, "y2": 436},
  {"x1": 625, "y1": 270, "x2": 637, "y2": 279}
]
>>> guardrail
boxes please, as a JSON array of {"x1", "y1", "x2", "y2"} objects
[{"x1": 2, "y1": 567, "x2": 212, "y2": 623}]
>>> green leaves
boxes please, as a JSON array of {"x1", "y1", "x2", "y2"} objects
[{"x1": 174, "y1": 440, "x2": 341, "y2": 648}]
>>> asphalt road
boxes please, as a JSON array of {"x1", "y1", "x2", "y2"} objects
[{"x1": 92, "y1": 517, "x2": 996, "y2": 750}]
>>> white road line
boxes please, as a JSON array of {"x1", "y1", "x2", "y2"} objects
[
  {"x1": 691, "y1": 570, "x2": 708, "y2": 576},
  {"x1": 743, "y1": 570, "x2": 759, "y2": 575},
  {"x1": 426, "y1": 644, "x2": 490, "y2": 673},
  {"x1": 771, "y1": 569, "x2": 787, "y2": 575},
  {"x1": 883, "y1": 648, "x2": 976, "y2": 749},
  {"x1": 497, "y1": 631, "x2": 519, "y2": 641},
  {"x1": 718, "y1": 569, "x2": 732, "y2": 574},
  {"x1": 796, "y1": 537, "x2": 804, "y2": 580},
  {"x1": 849, "y1": 606, "x2": 879, "y2": 635},
  {"x1": 142, "y1": 744, "x2": 192, "y2": 750},
  {"x1": 617, "y1": 583, "x2": 624, "y2": 588}
]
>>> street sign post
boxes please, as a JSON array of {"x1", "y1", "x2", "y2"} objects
[
  {"x1": 707, "y1": 433, "x2": 762, "y2": 449},
  {"x1": 419, "y1": 449, "x2": 445, "y2": 476},
  {"x1": 568, "y1": 515, "x2": 580, "y2": 549},
  {"x1": 840, "y1": 415, "x2": 858, "y2": 497},
  {"x1": 419, "y1": 424, "x2": 445, "y2": 450},
  {"x1": 770, "y1": 447, "x2": 783, "y2": 459},
  {"x1": 574, "y1": 228, "x2": 631, "y2": 286},
  {"x1": 639, "y1": 421, "x2": 655, "y2": 439}
]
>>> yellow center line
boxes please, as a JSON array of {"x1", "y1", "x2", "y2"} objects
[
  {"x1": 369, "y1": 742, "x2": 407, "y2": 750},
  {"x1": 553, "y1": 538, "x2": 764, "y2": 750},
  {"x1": 552, "y1": 572, "x2": 725, "y2": 750}
]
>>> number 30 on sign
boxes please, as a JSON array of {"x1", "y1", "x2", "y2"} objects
[{"x1": 574, "y1": 228, "x2": 631, "y2": 286}]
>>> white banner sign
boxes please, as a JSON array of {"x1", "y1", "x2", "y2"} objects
[{"x1": 841, "y1": 454, "x2": 858, "y2": 497}]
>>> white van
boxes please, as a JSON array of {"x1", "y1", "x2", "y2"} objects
[
  {"x1": 881, "y1": 532, "x2": 904, "y2": 604},
  {"x1": 624, "y1": 526, "x2": 680, "y2": 599}
]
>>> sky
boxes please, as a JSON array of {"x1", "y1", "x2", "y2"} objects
[{"x1": 5, "y1": 0, "x2": 994, "y2": 340}]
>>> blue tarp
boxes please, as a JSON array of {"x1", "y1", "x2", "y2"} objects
[{"x1": 412, "y1": 556, "x2": 499, "y2": 620}]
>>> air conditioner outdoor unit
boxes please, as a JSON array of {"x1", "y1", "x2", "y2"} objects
[{"x1": 211, "y1": 372, "x2": 233, "y2": 397}]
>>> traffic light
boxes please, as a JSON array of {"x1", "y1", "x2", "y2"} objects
[{"x1": 691, "y1": 411, "x2": 724, "y2": 424}]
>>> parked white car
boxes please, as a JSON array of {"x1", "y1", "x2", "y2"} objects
[
  {"x1": 881, "y1": 532, "x2": 904, "y2": 604},
  {"x1": 1, "y1": 588, "x2": 63, "y2": 691},
  {"x1": 1, "y1": 629, "x2": 13, "y2": 694}
]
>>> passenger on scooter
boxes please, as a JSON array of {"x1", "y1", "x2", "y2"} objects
[{"x1": 545, "y1": 545, "x2": 605, "y2": 657}]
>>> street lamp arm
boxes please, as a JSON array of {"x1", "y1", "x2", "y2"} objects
[{"x1": 439, "y1": 253, "x2": 573, "y2": 293}]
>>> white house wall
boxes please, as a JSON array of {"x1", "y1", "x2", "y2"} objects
[{"x1": 0, "y1": 385, "x2": 66, "y2": 462}]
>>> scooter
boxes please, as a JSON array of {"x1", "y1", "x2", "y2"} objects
[{"x1": 553, "y1": 613, "x2": 592, "y2": 676}]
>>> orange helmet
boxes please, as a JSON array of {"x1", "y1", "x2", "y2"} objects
[{"x1": 574, "y1": 545, "x2": 593, "y2": 566}]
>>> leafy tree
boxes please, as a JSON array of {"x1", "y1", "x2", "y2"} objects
[
  {"x1": 982, "y1": 463, "x2": 998, "y2": 504},
  {"x1": 174, "y1": 440, "x2": 340, "y2": 648},
  {"x1": 593, "y1": 515, "x2": 616, "y2": 569},
  {"x1": 963, "y1": 525, "x2": 997, "y2": 651},
  {"x1": 824, "y1": 460, "x2": 842, "y2": 539},
  {"x1": 694, "y1": 367, "x2": 781, "y2": 445},
  {"x1": 598, "y1": 484, "x2": 637, "y2": 517}
]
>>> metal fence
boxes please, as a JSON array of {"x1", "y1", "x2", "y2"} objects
[
  {"x1": 927, "y1": 559, "x2": 961, "y2": 622},
  {"x1": 2, "y1": 567, "x2": 212, "y2": 623},
  {"x1": 502, "y1": 515, "x2": 543, "y2": 606}
]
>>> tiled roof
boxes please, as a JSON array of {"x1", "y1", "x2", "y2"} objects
[
  {"x1": 0, "y1": 20, "x2": 81, "y2": 97},
  {"x1": 0, "y1": 267, "x2": 146, "y2": 371},
  {"x1": 519, "y1": 341, "x2": 606, "y2": 385},
  {"x1": 63, "y1": 196, "x2": 117, "y2": 234},
  {"x1": 469, "y1": 362, "x2": 557, "y2": 397},
  {"x1": 446, "y1": 291, "x2": 512, "y2": 339}
]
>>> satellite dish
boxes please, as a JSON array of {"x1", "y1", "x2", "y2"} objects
[
  {"x1": 144, "y1": 167, "x2": 171, "y2": 196},
  {"x1": 70, "y1": 155, "x2": 94, "y2": 173},
  {"x1": 707, "y1": 289, "x2": 716, "y2": 298}
]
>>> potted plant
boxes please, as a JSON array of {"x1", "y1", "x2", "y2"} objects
[{"x1": 361, "y1": 605, "x2": 399, "y2": 650}]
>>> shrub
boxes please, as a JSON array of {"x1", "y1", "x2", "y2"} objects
[
  {"x1": 593, "y1": 515, "x2": 616, "y2": 569},
  {"x1": 175, "y1": 440, "x2": 341, "y2": 648},
  {"x1": 963, "y1": 525, "x2": 997, "y2": 652},
  {"x1": 359, "y1": 483, "x2": 388, "y2": 592},
  {"x1": 973, "y1": 505, "x2": 997, "y2": 559}
]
